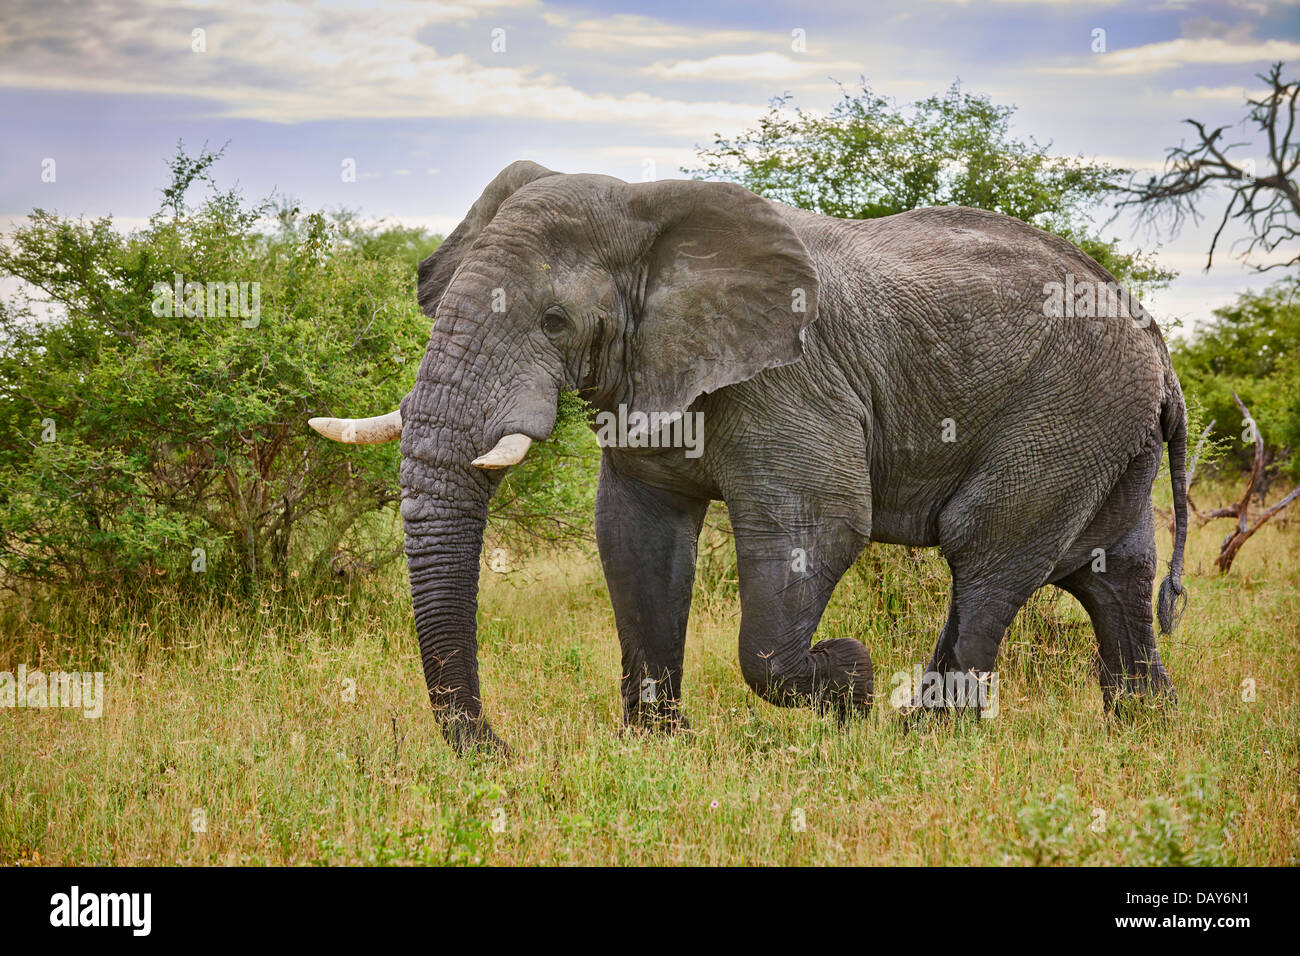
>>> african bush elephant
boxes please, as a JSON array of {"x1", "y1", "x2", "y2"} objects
[{"x1": 310, "y1": 160, "x2": 1187, "y2": 753}]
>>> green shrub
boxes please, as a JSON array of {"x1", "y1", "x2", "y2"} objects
[
  {"x1": 0, "y1": 144, "x2": 601, "y2": 596},
  {"x1": 688, "y1": 80, "x2": 1174, "y2": 296},
  {"x1": 1173, "y1": 279, "x2": 1300, "y2": 484}
]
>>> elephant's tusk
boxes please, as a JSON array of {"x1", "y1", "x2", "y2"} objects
[
  {"x1": 308, "y1": 410, "x2": 403, "y2": 444},
  {"x1": 472, "y1": 433, "x2": 532, "y2": 469}
]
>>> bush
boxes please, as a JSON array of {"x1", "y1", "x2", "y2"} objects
[
  {"x1": 1173, "y1": 278, "x2": 1300, "y2": 485},
  {"x1": 0, "y1": 144, "x2": 602, "y2": 596},
  {"x1": 688, "y1": 80, "x2": 1174, "y2": 296},
  {"x1": 488, "y1": 389, "x2": 600, "y2": 557},
  {"x1": 0, "y1": 144, "x2": 431, "y2": 590}
]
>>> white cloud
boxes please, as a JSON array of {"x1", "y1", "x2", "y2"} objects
[
  {"x1": 545, "y1": 13, "x2": 767, "y2": 51},
  {"x1": 646, "y1": 52, "x2": 860, "y2": 82},
  {"x1": 1151, "y1": 245, "x2": 1298, "y2": 272},
  {"x1": 1171, "y1": 85, "x2": 1269, "y2": 100},
  {"x1": 915, "y1": 0, "x2": 1129, "y2": 5},
  {"x1": 1046, "y1": 37, "x2": 1300, "y2": 75},
  {"x1": 0, "y1": 0, "x2": 762, "y2": 136}
]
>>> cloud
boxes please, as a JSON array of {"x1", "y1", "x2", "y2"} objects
[
  {"x1": 1045, "y1": 36, "x2": 1300, "y2": 75},
  {"x1": 0, "y1": 0, "x2": 765, "y2": 136},
  {"x1": 645, "y1": 52, "x2": 861, "y2": 82},
  {"x1": 590, "y1": 144, "x2": 703, "y2": 180},
  {"x1": 914, "y1": 0, "x2": 1129, "y2": 5},
  {"x1": 544, "y1": 13, "x2": 767, "y2": 51},
  {"x1": 1170, "y1": 84, "x2": 1269, "y2": 100},
  {"x1": 1178, "y1": 16, "x2": 1260, "y2": 42}
]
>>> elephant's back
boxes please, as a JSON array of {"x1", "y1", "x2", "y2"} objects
[
  {"x1": 804, "y1": 204, "x2": 1172, "y2": 397},
  {"x1": 790, "y1": 204, "x2": 1174, "y2": 509}
]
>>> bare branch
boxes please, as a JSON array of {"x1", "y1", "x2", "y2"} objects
[
  {"x1": 1193, "y1": 394, "x2": 1299, "y2": 572},
  {"x1": 1116, "y1": 62, "x2": 1300, "y2": 272}
]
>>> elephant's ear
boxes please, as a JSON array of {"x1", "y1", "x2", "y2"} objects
[
  {"x1": 417, "y1": 160, "x2": 560, "y2": 317},
  {"x1": 625, "y1": 179, "x2": 819, "y2": 418}
]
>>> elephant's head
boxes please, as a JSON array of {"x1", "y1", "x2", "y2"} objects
[{"x1": 310, "y1": 160, "x2": 820, "y2": 752}]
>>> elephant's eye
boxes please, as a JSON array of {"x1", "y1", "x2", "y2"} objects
[{"x1": 541, "y1": 307, "x2": 568, "y2": 336}]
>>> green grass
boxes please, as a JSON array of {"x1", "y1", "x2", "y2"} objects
[{"x1": 1, "y1": 498, "x2": 1296, "y2": 865}]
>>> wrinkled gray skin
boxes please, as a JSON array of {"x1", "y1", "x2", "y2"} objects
[{"x1": 395, "y1": 160, "x2": 1187, "y2": 753}]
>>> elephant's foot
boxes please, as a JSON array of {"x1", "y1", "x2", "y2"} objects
[
  {"x1": 1104, "y1": 677, "x2": 1176, "y2": 721},
  {"x1": 815, "y1": 692, "x2": 872, "y2": 726},
  {"x1": 440, "y1": 711, "x2": 512, "y2": 758},
  {"x1": 1101, "y1": 650, "x2": 1176, "y2": 721},
  {"x1": 741, "y1": 638, "x2": 874, "y2": 722},
  {"x1": 811, "y1": 638, "x2": 875, "y2": 720},
  {"x1": 623, "y1": 700, "x2": 691, "y2": 736},
  {"x1": 897, "y1": 667, "x2": 999, "y2": 725}
]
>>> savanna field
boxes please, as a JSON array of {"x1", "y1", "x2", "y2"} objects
[
  {"x1": 1, "y1": 482, "x2": 1296, "y2": 866},
  {"x1": 4, "y1": 56, "x2": 1298, "y2": 872}
]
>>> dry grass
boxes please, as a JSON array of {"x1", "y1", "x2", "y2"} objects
[{"x1": 1, "y1": 494, "x2": 1296, "y2": 865}]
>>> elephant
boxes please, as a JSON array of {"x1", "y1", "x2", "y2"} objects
[{"x1": 309, "y1": 160, "x2": 1188, "y2": 753}]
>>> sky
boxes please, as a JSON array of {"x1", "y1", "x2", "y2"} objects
[{"x1": 1, "y1": 0, "x2": 1298, "y2": 334}]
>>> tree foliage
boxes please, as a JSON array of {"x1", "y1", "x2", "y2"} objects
[
  {"x1": 489, "y1": 389, "x2": 599, "y2": 556},
  {"x1": 688, "y1": 80, "x2": 1174, "y2": 295},
  {"x1": 0, "y1": 147, "x2": 436, "y2": 590},
  {"x1": 0, "y1": 144, "x2": 606, "y2": 595},
  {"x1": 1172, "y1": 278, "x2": 1300, "y2": 484}
]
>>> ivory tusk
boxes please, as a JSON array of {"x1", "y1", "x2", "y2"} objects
[
  {"x1": 308, "y1": 409, "x2": 403, "y2": 444},
  {"x1": 472, "y1": 433, "x2": 532, "y2": 469}
]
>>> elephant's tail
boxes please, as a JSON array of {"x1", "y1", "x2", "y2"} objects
[{"x1": 1157, "y1": 380, "x2": 1189, "y2": 635}]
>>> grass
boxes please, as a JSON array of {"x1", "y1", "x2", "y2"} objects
[{"x1": 1, "y1": 493, "x2": 1296, "y2": 865}]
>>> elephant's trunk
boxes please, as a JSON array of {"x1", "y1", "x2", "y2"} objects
[
  {"x1": 399, "y1": 419, "x2": 505, "y2": 753},
  {"x1": 315, "y1": 263, "x2": 554, "y2": 753}
]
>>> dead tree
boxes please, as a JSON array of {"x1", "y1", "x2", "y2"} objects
[
  {"x1": 1117, "y1": 62, "x2": 1299, "y2": 272},
  {"x1": 1190, "y1": 394, "x2": 1300, "y2": 573}
]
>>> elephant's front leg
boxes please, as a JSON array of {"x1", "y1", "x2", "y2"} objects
[
  {"x1": 731, "y1": 507, "x2": 873, "y2": 720},
  {"x1": 595, "y1": 455, "x2": 709, "y2": 732}
]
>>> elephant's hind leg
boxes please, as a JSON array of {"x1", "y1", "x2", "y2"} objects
[
  {"x1": 1055, "y1": 510, "x2": 1175, "y2": 710},
  {"x1": 595, "y1": 455, "x2": 709, "y2": 732},
  {"x1": 909, "y1": 556, "x2": 1055, "y2": 717},
  {"x1": 924, "y1": 436, "x2": 1106, "y2": 709},
  {"x1": 731, "y1": 512, "x2": 873, "y2": 720}
]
